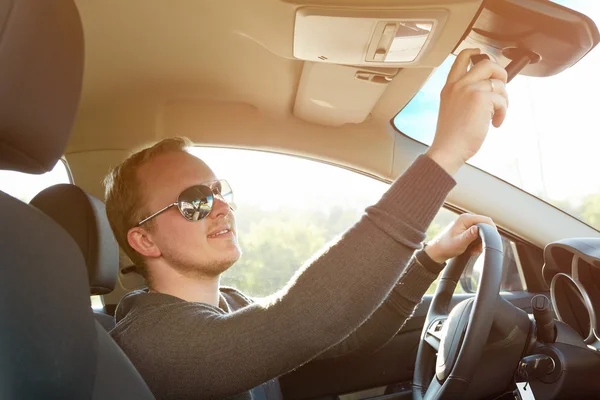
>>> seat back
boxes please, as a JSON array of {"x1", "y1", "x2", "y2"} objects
[
  {"x1": 0, "y1": 192, "x2": 97, "y2": 398},
  {"x1": 0, "y1": 0, "x2": 153, "y2": 397},
  {"x1": 30, "y1": 184, "x2": 120, "y2": 331}
]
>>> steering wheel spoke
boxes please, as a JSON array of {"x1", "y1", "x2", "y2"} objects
[
  {"x1": 423, "y1": 318, "x2": 446, "y2": 352},
  {"x1": 412, "y1": 223, "x2": 505, "y2": 400}
]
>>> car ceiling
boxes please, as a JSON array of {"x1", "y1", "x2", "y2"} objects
[
  {"x1": 73, "y1": 0, "x2": 480, "y2": 118},
  {"x1": 65, "y1": 0, "x2": 600, "y2": 257},
  {"x1": 68, "y1": 0, "x2": 480, "y2": 177}
]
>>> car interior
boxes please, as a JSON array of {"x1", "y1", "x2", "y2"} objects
[{"x1": 2, "y1": 0, "x2": 600, "y2": 399}]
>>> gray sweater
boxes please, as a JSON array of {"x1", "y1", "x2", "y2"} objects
[{"x1": 110, "y1": 154, "x2": 456, "y2": 399}]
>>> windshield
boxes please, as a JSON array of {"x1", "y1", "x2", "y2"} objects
[{"x1": 393, "y1": 0, "x2": 600, "y2": 230}]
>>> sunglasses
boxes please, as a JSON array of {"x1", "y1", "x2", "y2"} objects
[{"x1": 136, "y1": 179, "x2": 235, "y2": 227}]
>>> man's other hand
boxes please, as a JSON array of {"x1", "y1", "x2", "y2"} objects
[
  {"x1": 426, "y1": 48, "x2": 509, "y2": 176},
  {"x1": 424, "y1": 213, "x2": 496, "y2": 264}
]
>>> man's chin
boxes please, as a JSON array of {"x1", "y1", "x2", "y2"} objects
[
  {"x1": 213, "y1": 249, "x2": 242, "y2": 274},
  {"x1": 164, "y1": 247, "x2": 241, "y2": 278}
]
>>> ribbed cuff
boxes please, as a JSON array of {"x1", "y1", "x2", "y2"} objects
[
  {"x1": 415, "y1": 248, "x2": 446, "y2": 274},
  {"x1": 376, "y1": 154, "x2": 456, "y2": 233},
  {"x1": 394, "y1": 258, "x2": 440, "y2": 304}
]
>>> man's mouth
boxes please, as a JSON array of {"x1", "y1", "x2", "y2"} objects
[{"x1": 207, "y1": 229, "x2": 232, "y2": 238}]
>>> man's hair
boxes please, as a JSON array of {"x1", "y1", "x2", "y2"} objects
[{"x1": 104, "y1": 136, "x2": 193, "y2": 281}]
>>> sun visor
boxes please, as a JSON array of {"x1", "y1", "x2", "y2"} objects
[{"x1": 294, "y1": 62, "x2": 398, "y2": 126}]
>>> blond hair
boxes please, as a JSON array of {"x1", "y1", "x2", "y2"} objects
[{"x1": 104, "y1": 136, "x2": 193, "y2": 280}]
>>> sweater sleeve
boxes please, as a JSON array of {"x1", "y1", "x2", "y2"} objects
[
  {"x1": 316, "y1": 249, "x2": 445, "y2": 359},
  {"x1": 111, "y1": 154, "x2": 456, "y2": 399}
]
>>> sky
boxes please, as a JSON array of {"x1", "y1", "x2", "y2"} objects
[
  {"x1": 2, "y1": 0, "x2": 599, "y2": 219},
  {"x1": 395, "y1": 0, "x2": 600, "y2": 206},
  {"x1": 0, "y1": 148, "x2": 390, "y2": 213},
  {"x1": 191, "y1": 147, "x2": 389, "y2": 213}
]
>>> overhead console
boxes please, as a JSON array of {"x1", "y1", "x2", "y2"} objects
[
  {"x1": 290, "y1": 0, "x2": 482, "y2": 126},
  {"x1": 293, "y1": 7, "x2": 450, "y2": 67}
]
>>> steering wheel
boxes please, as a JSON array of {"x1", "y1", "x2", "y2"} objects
[{"x1": 412, "y1": 223, "x2": 504, "y2": 400}]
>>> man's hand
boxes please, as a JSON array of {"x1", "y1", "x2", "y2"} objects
[
  {"x1": 424, "y1": 213, "x2": 496, "y2": 264},
  {"x1": 426, "y1": 49, "x2": 509, "y2": 176}
]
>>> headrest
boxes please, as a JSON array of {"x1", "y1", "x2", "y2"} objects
[
  {"x1": 0, "y1": 0, "x2": 84, "y2": 174},
  {"x1": 30, "y1": 184, "x2": 119, "y2": 295}
]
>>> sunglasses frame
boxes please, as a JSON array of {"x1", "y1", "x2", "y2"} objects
[{"x1": 135, "y1": 179, "x2": 233, "y2": 227}]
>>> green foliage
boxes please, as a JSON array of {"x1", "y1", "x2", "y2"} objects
[
  {"x1": 545, "y1": 194, "x2": 600, "y2": 231},
  {"x1": 223, "y1": 190, "x2": 600, "y2": 300},
  {"x1": 579, "y1": 194, "x2": 600, "y2": 230},
  {"x1": 222, "y1": 204, "x2": 364, "y2": 298},
  {"x1": 222, "y1": 205, "x2": 461, "y2": 298}
]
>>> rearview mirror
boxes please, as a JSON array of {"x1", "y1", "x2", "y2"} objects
[{"x1": 454, "y1": 0, "x2": 599, "y2": 79}]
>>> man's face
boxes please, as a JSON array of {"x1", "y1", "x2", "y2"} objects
[{"x1": 136, "y1": 151, "x2": 241, "y2": 277}]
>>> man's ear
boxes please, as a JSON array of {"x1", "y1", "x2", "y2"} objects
[{"x1": 127, "y1": 227, "x2": 162, "y2": 258}]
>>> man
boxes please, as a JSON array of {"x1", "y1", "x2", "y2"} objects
[{"x1": 105, "y1": 48, "x2": 508, "y2": 399}]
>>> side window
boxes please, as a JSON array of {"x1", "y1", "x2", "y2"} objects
[
  {"x1": 190, "y1": 148, "x2": 525, "y2": 298},
  {"x1": 191, "y1": 147, "x2": 389, "y2": 298},
  {"x1": 426, "y1": 209, "x2": 526, "y2": 294},
  {"x1": 460, "y1": 237, "x2": 526, "y2": 293},
  {"x1": 424, "y1": 208, "x2": 461, "y2": 294},
  {"x1": 0, "y1": 160, "x2": 106, "y2": 308},
  {"x1": 0, "y1": 160, "x2": 71, "y2": 202}
]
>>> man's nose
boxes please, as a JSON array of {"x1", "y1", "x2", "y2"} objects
[{"x1": 210, "y1": 195, "x2": 231, "y2": 219}]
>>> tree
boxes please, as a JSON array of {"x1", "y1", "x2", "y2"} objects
[
  {"x1": 222, "y1": 205, "x2": 462, "y2": 298},
  {"x1": 222, "y1": 211, "x2": 332, "y2": 298},
  {"x1": 579, "y1": 194, "x2": 600, "y2": 230}
]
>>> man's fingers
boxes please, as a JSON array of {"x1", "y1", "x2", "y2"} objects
[
  {"x1": 458, "y1": 213, "x2": 496, "y2": 230},
  {"x1": 458, "y1": 225, "x2": 480, "y2": 247},
  {"x1": 469, "y1": 79, "x2": 509, "y2": 126},
  {"x1": 471, "y1": 79, "x2": 509, "y2": 105},
  {"x1": 446, "y1": 48, "x2": 481, "y2": 84},
  {"x1": 461, "y1": 59, "x2": 508, "y2": 85},
  {"x1": 490, "y1": 92, "x2": 509, "y2": 128}
]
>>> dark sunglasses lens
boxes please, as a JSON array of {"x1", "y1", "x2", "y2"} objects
[{"x1": 177, "y1": 185, "x2": 214, "y2": 221}]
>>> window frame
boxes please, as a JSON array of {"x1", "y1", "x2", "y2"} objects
[{"x1": 59, "y1": 157, "x2": 74, "y2": 184}]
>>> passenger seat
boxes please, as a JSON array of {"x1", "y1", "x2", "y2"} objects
[
  {"x1": 30, "y1": 184, "x2": 119, "y2": 331},
  {"x1": 0, "y1": 0, "x2": 154, "y2": 397}
]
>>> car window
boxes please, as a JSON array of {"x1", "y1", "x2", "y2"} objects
[
  {"x1": 0, "y1": 160, "x2": 104, "y2": 308},
  {"x1": 190, "y1": 147, "x2": 524, "y2": 298},
  {"x1": 423, "y1": 213, "x2": 525, "y2": 295},
  {"x1": 191, "y1": 147, "x2": 389, "y2": 298},
  {"x1": 393, "y1": 1, "x2": 600, "y2": 231},
  {"x1": 459, "y1": 236, "x2": 526, "y2": 294},
  {"x1": 91, "y1": 296, "x2": 104, "y2": 309},
  {"x1": 0, "y1": 160, "x2": 71, "y2": 202}
]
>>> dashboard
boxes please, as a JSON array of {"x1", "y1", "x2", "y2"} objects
[
  {"x1": 526, "y1": 238, "x2": 600, "y2": 398},
  {"x1": 544, "y1": 238, "x2": 600, "y2": 349}
]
